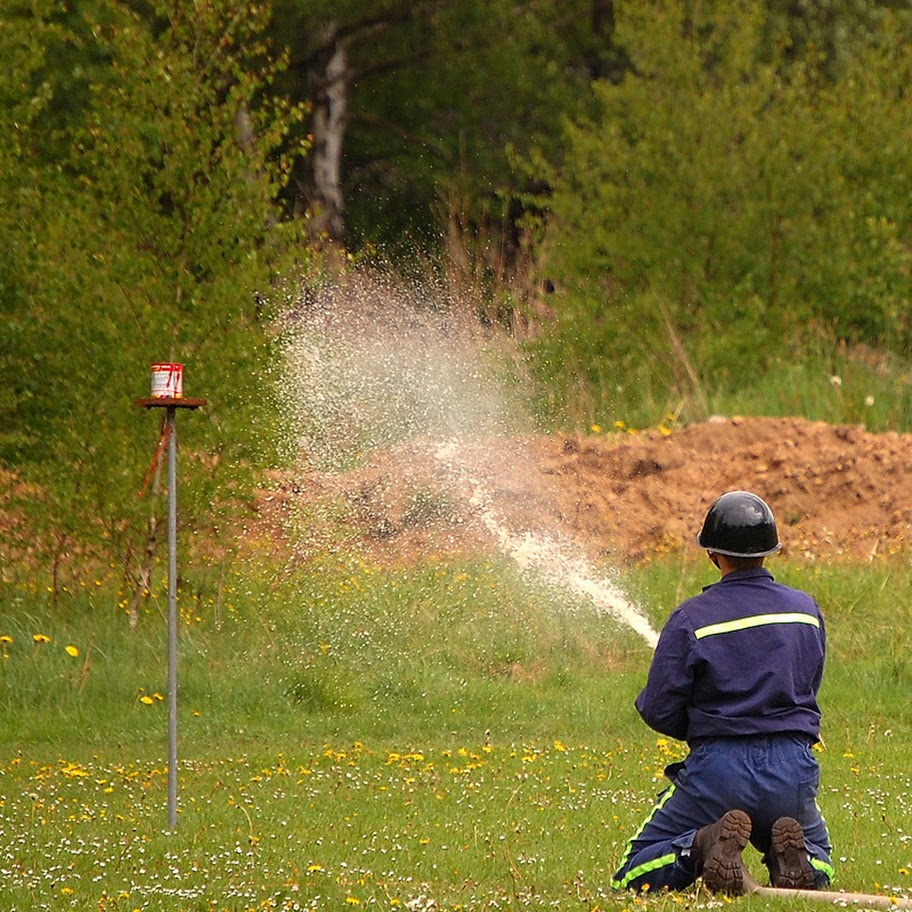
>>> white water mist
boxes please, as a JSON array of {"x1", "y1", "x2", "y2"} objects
[{"x1": 276, "y1": 268, "x2": 658, "y2": 647}]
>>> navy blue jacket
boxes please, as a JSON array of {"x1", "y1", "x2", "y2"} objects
[{"x1": 635, "y1": 568, "x2": 825, "y2": 744}]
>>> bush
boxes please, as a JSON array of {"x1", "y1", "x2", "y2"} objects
[{"x1": 529, "y1": 3, "x2": 912, "y2": 428}]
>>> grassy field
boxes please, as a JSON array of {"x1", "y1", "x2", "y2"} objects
[{"x1": 3, "y1": 552, "x2": 912, "y2": 911}]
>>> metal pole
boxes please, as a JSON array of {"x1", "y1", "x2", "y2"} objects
[
  {"x1": 136, "y1": 386, "x2": 204, "y2": 831},
  {"x1": 166, "y1": 405, "x2": 179, "y2": 829}
]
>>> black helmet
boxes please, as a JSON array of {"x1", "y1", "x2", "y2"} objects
[{"x1": 697, "y1": 491, "x2": 781, "y2": 557}]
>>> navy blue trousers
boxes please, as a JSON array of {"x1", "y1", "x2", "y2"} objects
[{"x1": 612, "y1": 734, "x2": 833, "y2": 892}]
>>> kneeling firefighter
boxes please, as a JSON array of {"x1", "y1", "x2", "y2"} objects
[{"x1": 611, "y1": 491, "x2": 834, "y2": 894}]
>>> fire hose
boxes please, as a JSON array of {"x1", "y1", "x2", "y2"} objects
[{"x1": 743, "y1": 870, "x2": 912, "y2": 908}]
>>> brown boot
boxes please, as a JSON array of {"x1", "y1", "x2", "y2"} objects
[
  {"x1": 768, "y1": 817, "x2": 814, "y2": 890},
  {"x1": 693, "y1": 809, "x2": 752, "y2": 894}
]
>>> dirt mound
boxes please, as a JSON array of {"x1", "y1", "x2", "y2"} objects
[{"x1": 262, "y1": 416, "x2": 912, "y2": 566}]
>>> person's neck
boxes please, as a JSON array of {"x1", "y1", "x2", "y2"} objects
[{"x1": 716, "y1": 555, "x2": 764, "y2": 577}]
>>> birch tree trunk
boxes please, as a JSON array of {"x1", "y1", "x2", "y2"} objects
[{"x1": 300, "y1": 22, "x2": 350, "y2": 243}]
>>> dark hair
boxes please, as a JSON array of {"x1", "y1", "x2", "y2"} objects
[{"x1": 723, "y1": 554, "x2": 765, "y2": 570}]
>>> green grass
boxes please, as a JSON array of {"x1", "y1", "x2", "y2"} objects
[
  {"x1": 575, "y1": 343, "x2": 912, "y2": 436},
  {"x1": 0, "y1": 557, "x2": 650, "y2": 747},
  {"x1": 717, "y1": 347, "x2": 912, "y2": 433},
  {"x1": 3, "y1": 554, "x2": 912, "y2": 910}
]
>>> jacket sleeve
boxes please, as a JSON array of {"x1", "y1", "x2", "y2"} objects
[
  {"x1": 812, "y1": 605, "x2": 826, "y2": 695},
  {"x1": 634, "y1": 612, "x2": 695, "y2": 742}
]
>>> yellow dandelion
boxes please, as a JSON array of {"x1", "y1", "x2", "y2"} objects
[
  {"x1": 591, "y1": 423, "x2": 602, "y2": 433},
  {"x1": 65, "y1": 645, "x2": 79, "y2": 657},
  {"x1": 33, "y1": 634, "x2": 51, "y2": 644},
  {"x1": 0, "y1": 635, "x2": 12, "y2": 644},
  {"x1": 140, "y1": 696, "x2": 155, "y2": 705}
]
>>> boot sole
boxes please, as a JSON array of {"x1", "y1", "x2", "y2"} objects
[
  {"x1": 702, "y1": 810, "x2": 752, "y2": 895},
  {"x1": 770, "y1": 817, "x2": 814, "y2": 890}
]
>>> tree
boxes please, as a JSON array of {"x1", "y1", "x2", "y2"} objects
[
  {"x1": 764, "y1": 0, "x2": 912, "y2": 77},
  {"x1": 0, "y1": 2, "x2": 57, "y2": 465},
  {"x1": 269, "y1": 0, "x2": 619, "y2": 256},
  {"x1": 532, "y1": 0, "x2": 912, "y2": 425},
  {"x1": 0, "y1": 0, "x2": 310, "y2": 597}
]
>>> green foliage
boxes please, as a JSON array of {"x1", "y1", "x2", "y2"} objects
[
  {"x1": 765, "y1": 0, "x2": 912, "y2": 78},
  {"x1": 10, "y1": 0, "x2": 912, "y2": 597},
  {"x1": 530, "y1": 1, "x2": 912, "y2": 429},
  {"x1": 270, "y1": 0, "x2": 603, "y2": 253},
  {"x1": 0, "y1": 2, "x2": 56, "y2": 461},
  {"x1": 0, "y1": 1, "x2": 311, "y2": 590}
]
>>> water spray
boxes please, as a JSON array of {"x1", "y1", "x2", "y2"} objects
[
  {"x1": 277, "y1": 270, "x2": 657, "y2": 645},
  {"x1": 433, "y1": 439, "x2": 658, "y2": 647}
]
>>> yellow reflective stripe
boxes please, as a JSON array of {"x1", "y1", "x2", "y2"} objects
[
  {"x1": 810, "y1": 857, "x2": 835, "y2": 883},
  {"x1": 613, "y1": 852, "x2": 677, "y2": 890},
  {"x1": 694, "y1": 612, "x2": 820, "y2": 640},
  {"x1": 611, "y1": 785, "x2": 677, "y2": 891}
]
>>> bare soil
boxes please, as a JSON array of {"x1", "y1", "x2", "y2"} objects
[{"x1": 260, "y1": 416, "x2": 912, "y2": 567}]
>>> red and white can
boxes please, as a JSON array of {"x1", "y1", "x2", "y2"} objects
[{"x1": 150, "y1": 362, "x2": 184, "y2": 399}]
